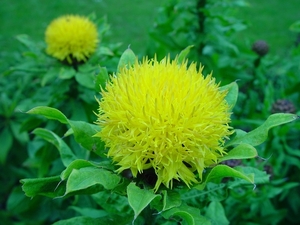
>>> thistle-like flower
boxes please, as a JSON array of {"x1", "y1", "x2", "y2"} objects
[
  {"x1": 95, "y1": 56, "x2": 232, "y2": 191},
  {"x1": 45, "y1": 15, "x2": 98, "y2": 64}
]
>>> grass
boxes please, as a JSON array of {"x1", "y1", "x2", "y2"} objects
[
  {"x1": 234, "y1": 0, "x2": 300, "y2": 55},
  {"x1": 0, "y1": 0, "x2": 167, "y2": 64},
  {"x1": 0, "y1": 0, "x2": 299, "y2": 65}
]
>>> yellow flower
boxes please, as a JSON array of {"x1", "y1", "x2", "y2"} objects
[
  {"x1": 95, "y1": 56, "x2": 232, "y2": 191},
  {"x1": 45, "y1": 15, "x2": 98, "y2": 64}
]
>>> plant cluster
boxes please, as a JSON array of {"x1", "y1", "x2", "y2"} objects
[
  {"x1": 1, "y1": 1, "x2": 300, "y2": 224},
  {"x1": 147, "y1": 0, "x2": 300, "y2": 224}
]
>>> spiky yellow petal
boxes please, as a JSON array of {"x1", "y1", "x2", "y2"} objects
[
  {"x1": 45, "y1": 15, "x2": 98, "y2": 64},
  {"x1": 95, "y1": 56, "x2": 232, "y2": 191}
]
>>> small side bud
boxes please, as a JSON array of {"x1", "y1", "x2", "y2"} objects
[{"x1": 252, "y1": 40, "x2": 269, "y2": 57}]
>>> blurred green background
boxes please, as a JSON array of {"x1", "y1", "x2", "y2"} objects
[{"x1": 0, "y1": 0, "x2": 299, "y2": 57}]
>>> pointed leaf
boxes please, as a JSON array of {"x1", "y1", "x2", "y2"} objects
[
  {"x1": 162, "y1": 190, "x2": 182, "y2": 212},
  {"x1": 127, "y1": 183, "x2": 161, "y2": 222},
  {"x1": 193, "y1": 165, "x2": 254, "y2": 190},
  {"x1": 219, "y1": 81, "x2": 238, "y2": 109},
  {"x1": 16, "y1": 34, "x2": 39, "y2": 52},
  {"x1": 226, "y1": 113, "x2": 299, "y2": 147},
  {"x1": 27, "y1": 106, "x2": 69, "y2": 124},
  {"x1": 27, "y1": 106, "x2": 105, "y2": 155},
  {"x1": 117, "y1": 47, "x2": 136, "y2": 73},
  {"x1": 32, "y1": 128, "x2": 77, "y2": 166},
  {"x1": 60, "y1": 159, "x2": 96, "y2": 180},
  {"x1": 177, "y1": 45, "x2": 194, "y2": 64},
  {"x1": 98, "y1": 46, "x2": 114, "y2": 56},
  {"x1": 205, "y1": 201, "x2": 229, "y2": 225},
  {"x1": 219, "y1": 143, "x2": 257, "y2": 163},
  {"x1": 65, "y1": 167, "x2": 121, "y2": 195},
  {"x1": 235, "y1": 166, "x2": 269, "y2": 185},
  {"x1": 68, "y1": 120, "x2": 105, "y2": 156},
  {"x1": 59, "y1": 67, "x2": 76, "y2": 79},
  {"x1": 95, "y1": 66, "x2": 109, "y2": 92},
  {"x1": 162, "y1": 203, "x2": 211, "y2": 225},
  {"x1": 63, "y1": 128, "x2": 74, "y2": 137},
  {"x1": 75, "y1": 72, "x2": 95, "y2": 89},
  {"x1": 20, "y1": 176, "x2": 64, "y2": 198}
]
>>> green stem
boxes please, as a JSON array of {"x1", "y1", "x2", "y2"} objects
[{"x1": 196, "y1": 0, "x2": 207, "y2": 54}]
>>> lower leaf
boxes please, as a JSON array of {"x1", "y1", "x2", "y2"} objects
[
  {"x1": 20, "y1": 176, "x2": 65, "y2": 198},
  {"x1": 127, "y1": 183, "x2": 161, "y2": 223},
  {"x1": 193, "y1": 165, "x2": 254, "y2": 190},
  {"x1": 162, "y1": 203, "x2": 211, "y2": 225}
]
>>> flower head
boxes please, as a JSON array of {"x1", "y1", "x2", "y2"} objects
[
  {"x1": 95, "y1": 56, "x2": 232, "y2": 191},
  {"x1": 45, "y1": 15, "x2": 98, "y2": 64}
]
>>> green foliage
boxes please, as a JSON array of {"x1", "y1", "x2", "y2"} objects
[
  {"x1": 226, "y1": 113, "x2": 298, "y2": 147},
  {"x1": 219, "y1": 81, "x2": 239, "y2": 109},
  {"x1": 194, "y1": 165, "x2": 254, "y2": 191},
  {"x1": 219, "y1": 144, "x2": 257, "y2": 162},
  {"x1": 127, "y1": 183, "x2": 161, "y2": 223},
  {"x1": 1, "y1": 1, "x2": 300, "y2": 224},
  {"x1": 15, "y1": 66, "x2": 294, "y2": 224},
  {"x1": 147, "y1": 0, "x2": 248, "y2": 81},
  {"x1": 161, "y1": 203, "x2": 211, "y2": 225},
  {"x1": 177, "y1": 45, "x2": 194, "y2": 64},
  {"x1": 205, "y1": 201, "x2": 229, "y2": 225},
  {"x1": 146, "y1": 0, "x2": 300, "y2": 223}
]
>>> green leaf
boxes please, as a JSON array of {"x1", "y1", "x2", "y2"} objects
[
  {"x1": 234, "y1": 166, "x2": 269, "y2": 185},
  {"x1": 60, "y1": 159, "x2": 96, "y2": 180},
  {"x1": 0, "y1": 127, "x2": 13, "y2": 164},
  {"x1": 59, "y1": 67, "x2": 76, "y2": 79},
  {"x1": 92, "y1": 191, "x2": 132, "y2": 216},
  {"x1": 205, "y1": 201, "x2": 229, "y2": 225},
  {"x1": 226, "y1": 113, "x2": 299, "y2": 147},
  {"x1": 27, "y1": 106, "x2": 105, "y2": 155},
  {"x1": 177, "y1": 45, "x2": 194, "y2": 64},
  {"x1": 20, "y1": 176, "x2": 64, "y2": 198},
  {"x1": 75, "y1": 72, "x2": 95, "y2": 89},
  {"x1": 127, "y1": 183, "x2": 161, "y2": 223},
  {"x1": 95, "y1": 66, "x2": 109, "y2": 92},
  {"x1": 65, "y1": 167, "x2": 121, "y2": 195},
  {"x1": 78, "y1": 63, "x2": 96, "y2": 73},
  {"x1": 10, "y1": 121, "x2": 29, "y2": 144},
  {"x1": 69, "y1": 206, "x2": 108, "y2": 218},
  {"x1": 162, "y1": 203, "x2": 211, "y2": 225},
  {"x1": 218, "y1": 143, "x2": 257, "y2": 163},
  {"x1": 98, "y1": 46, "x2": 114, "y2": 56},
  {"x1": 6, "y1": 187, "x2": 31, "y2": 213},
  {"x1": 161, "y1": 190, "x2": 182, "y2": 212},
  {"x1": 63, "y1": 128, "x2": 74, "y2": 137},
  {"x1": 32, "y1": 128, "x2": 77, "y2": 167},
  {"x1": 219, "y1": 81, "x2": 238, "y2": 109},
  {"x1": 193, "y1": 165, "x2": 254, "y2": 190},
  {"x1": 290, "y1": 20, "x2": 300, "y2": 32},
  {"x1": 27, "y1": 106, "x2": 69, "y2": 124},
  {"x1": 52, "y1": 216, "x2": 124, "y2": 225},
  {"x1": 117, "y1": 47, "x2": 136, "y2": 73},
  {"x1": 41, "y1": 67, "x2": 59, "y2": 86},
  {"x1": 68, "y1": 120, "x2": 105, "y2": 156},
  {"x1": 16, "y1": 34, "x2": 39, "y2": 52}
]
